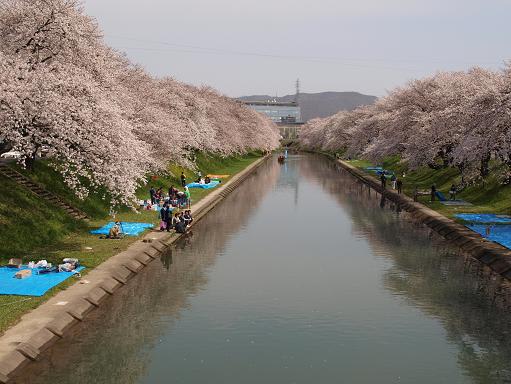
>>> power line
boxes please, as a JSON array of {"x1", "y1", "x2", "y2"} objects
[
  {"x1": 114, "y1": 45, "x2": 423, "y2": 71},
  {"x1": 106, "y1": 34, "x2": 505, "y2": 70}
]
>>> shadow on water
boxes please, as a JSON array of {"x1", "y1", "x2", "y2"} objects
[{"x1": 299, "y1": 156, "x2": 511, "y2": 383}]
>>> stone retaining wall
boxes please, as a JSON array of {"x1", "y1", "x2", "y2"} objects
[
  {"x1": 337, "y1": 160, "x2": 511, "y2": 282},
  {"x1": 0, "y1": 155, "x2": 270, "y2": 383}
]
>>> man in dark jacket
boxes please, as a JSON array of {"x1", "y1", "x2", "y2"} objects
[
  {"x1": 161, "y1": 204, "x2": 171, "y2": 231},
  {"x1": 150, "y1": 186, "x2": 156, "y2": 204},
  {"x1": 181, "y1": 172, "x2": 186, "y2": 187},
  {"x1": 380, "y1": 173, "x2": 386, "y2": 189},
  {"x1": 396, "y1": 179, "x2": 403, "y2": 194}
]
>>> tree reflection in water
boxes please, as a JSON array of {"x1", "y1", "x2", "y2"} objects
[
  {"x1": 299, "y1": 155, "x2": 511, "y2": 383},
  {"x1": 15, "y1": 159, "x2": 280, "y2": 384}
]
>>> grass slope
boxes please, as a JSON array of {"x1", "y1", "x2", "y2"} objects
[
  {"x1": 0, "y1": 151, "x2": 262, "y2": 332},
  {"x1": 346, "y1": 156, "x2": 511, "y2": 217}
]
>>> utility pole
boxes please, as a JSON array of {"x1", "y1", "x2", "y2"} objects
[{"x1": 295, "y1": 78, "x2": 300, "y2": 104}]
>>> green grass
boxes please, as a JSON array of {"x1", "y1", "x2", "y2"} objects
[
  {"x1": 346, "y1": 156, "x2": 511, "y2": 218},
  {"x1": 0, "y1": 151, "x2": 263, "y2": 333}
]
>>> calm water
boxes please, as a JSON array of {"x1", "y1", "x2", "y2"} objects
[{"x1": 18, "y1": 154, "x2": 511, "y2": 384}]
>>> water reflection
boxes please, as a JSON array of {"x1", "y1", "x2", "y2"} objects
[
  {"x1": 299, "y1": 155, "x2": 511, "y2": 383},
  {"x1": 15, "y1": 159, "x2": 281, "y2": 384},
  {"x1": 15, "y1": 154, "x2": 511, "y2": 384}
]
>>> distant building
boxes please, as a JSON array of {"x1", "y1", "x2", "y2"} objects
[{"x1": 241, "y1": 100, "x2": 302, "y2": 124}]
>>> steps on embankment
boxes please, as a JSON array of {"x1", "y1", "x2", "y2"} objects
[
  {"x1": 337, "y1": 159, "x2": 511, "y2": 282},
  {"x1": 0, "y1": 164, "x2": 88, "y2": 221}
]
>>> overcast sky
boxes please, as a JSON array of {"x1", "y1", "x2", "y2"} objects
[{"x1": 83, "y1": 0, "x2": 511, "y2": 98}]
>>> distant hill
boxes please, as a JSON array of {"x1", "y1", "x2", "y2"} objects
[{"x1": 239, "y1": 91, "x2": 377, "y2": 122}]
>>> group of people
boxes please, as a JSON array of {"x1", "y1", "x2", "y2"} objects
[
  {"x1": 194, "y1": 170, "x2": 215, "y2": 185},
  {"x1": 380, "y1": 172, "x2": 403, "y2": 194},
  {"x1": 148, "y1": 184, "x2": 191, "y2": 210},
  {"x1": 378, "y1": 168, "x2": 461, "y2": 203},
  {"x1": 159, "y1": 208, "x2": 193, "y2": 233}
]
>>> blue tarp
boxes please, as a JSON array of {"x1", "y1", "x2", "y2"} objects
[
  {"x1": 435, "y1": 191, "x2": 447, "y2": 201},
  {"x1": 468, "y1": 224, "x2": 511, "y2": 250},
  {"x1": 90, "y1": 222, "x2": 154, "y2": 236},
  {"x1": 455, "y1": 213, "x2": 511, "y2": 224},
  {"x1": 365, "y1": 166, "x2": 383, "y2": 171},
  {"x1": 0, "y1": 266, "x2": 85, "y2": 296},
  {"x1": 186, "y1": 181, "x2": 220, "y2": 189}
]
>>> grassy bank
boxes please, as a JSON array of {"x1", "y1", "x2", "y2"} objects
[
  {"x1": 345, "y1": 156, "x2": 511, "y2": 218},
  {"x1": 0, "y1": 151, "x2": 263, "y2": 332}
]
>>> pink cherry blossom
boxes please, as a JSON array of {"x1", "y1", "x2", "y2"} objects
[{"x1": 0, "y1": 0, "x2": 279, "y2": 206}]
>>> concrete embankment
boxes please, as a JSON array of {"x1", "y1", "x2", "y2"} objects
[
  {"x1": 337, "y1": 160, "x2": 511, "y2": 282},
  {"x1": 0, "y1": 155, "x2": 270, "y2": 383}
]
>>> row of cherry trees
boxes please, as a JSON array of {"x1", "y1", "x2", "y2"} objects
[
  {"x1": 0, "y1": 0, "x2": 279, "y2": 205},
  {"x1": 300, "y1": 66, "x2": 511, "y2": 184}
]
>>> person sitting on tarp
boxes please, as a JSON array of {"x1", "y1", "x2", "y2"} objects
[
  {"x1": 168, "y1": 185, "x2": 178, "y2": 199},
  {"x1": 58, "y1": 258, "x2": 80, "y2": 272},
  {"x1": 107, "y1": 222, "x2": 122, "y2": 239},
  {"x1": 204, "y1": 176, "x2": 211, "y2": 184},
  {"x1": 449, "y1": 184, "x2": 457, "y2": 200}
]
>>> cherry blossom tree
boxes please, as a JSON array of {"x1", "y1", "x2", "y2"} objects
[
  {"x1": 0, "y1": 0, "x2": 156, "y2": 205},
  {"x1": 0, "y1": 0, "x2": 279, "y2": 206},
  {"x1": 299, "y1": 66, "x2": 510, "y2": 184}
]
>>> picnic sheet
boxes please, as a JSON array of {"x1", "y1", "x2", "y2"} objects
[
  {"x1": 0, "y1": 266, "x2": 85, "y2": 296},
  {"x1": 90, "y1": 222, "x2": 154, "y2": 236},
  {"x1": 207, "y1": 174, "x2": 230, "y2": 178},
  {"x1": 467, "y1": 224, "x2": 511, "y2": 250},
  {"x1": 455, "y1": 213, "x2": 511, "y2": 224},
  {"x1": 186, "y1": 180, "x2": 220, "y2": 189},
  {"x1": 440, "y1": 200, "x2": 472, "y2": 206}
]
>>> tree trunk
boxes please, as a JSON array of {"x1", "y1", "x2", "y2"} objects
[
  {"x1": 480, "y1": 153, "x2": 491, "y2": 178},
  {"x1": 457, "y1": 163, "x2": 466, "y2": 187}
]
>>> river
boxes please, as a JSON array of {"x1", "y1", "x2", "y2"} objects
[{"x1": 16, "y1": 154, "x2": 511, "y2": 384}]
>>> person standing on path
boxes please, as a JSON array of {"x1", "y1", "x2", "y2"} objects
[
  {"x1": 396, "y1": 179, "x2": 403, "y2": 194},
  {"x1": 449, "y1": 184, "x2": 457, "y2": 200},
  {"x1": 391, "y1": 174, "x2": 397, "y2": 189},
  {"x1": 184, "y1": 186, "x2": 191, "y2": 209},
  {"x1": 181, "y1": 172, "x2": 186, "y2": 187},
  {"x1": 159, "y1": 204, "x2": 168, "y2": 231},
  {"x1": 431, "y1": 185, "x2": 437, "y2": 202},
  {"x1": 380, "y1": 173, "x2": 387, "y2": 189},
  {"x1": 150, "y1": 186, "x2": 156, "y2": 205}
]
